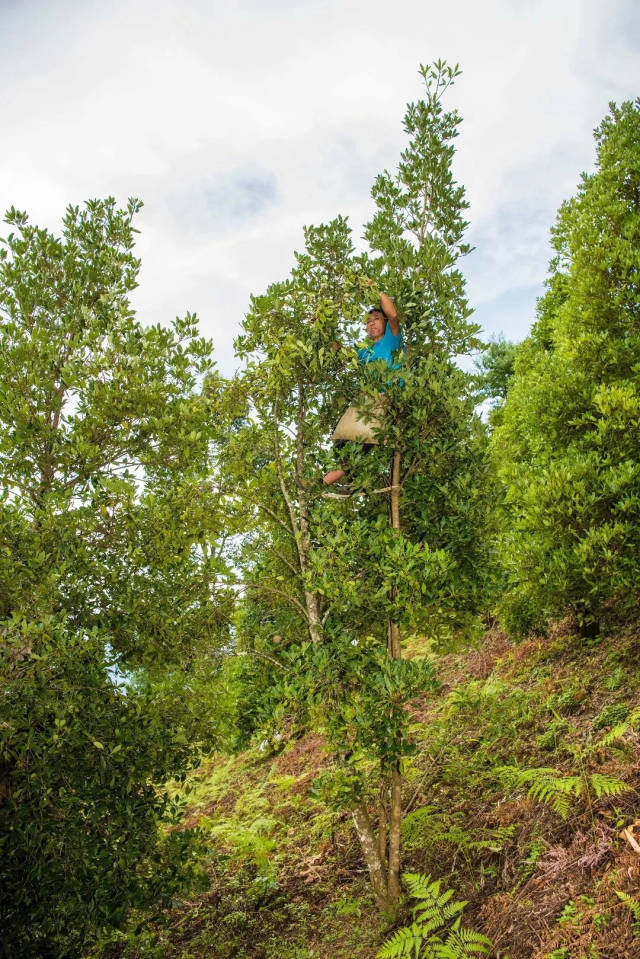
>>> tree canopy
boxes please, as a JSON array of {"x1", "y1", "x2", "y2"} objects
[{"x1": 492, "y1": 99, "x2": 640, "y2": 634}]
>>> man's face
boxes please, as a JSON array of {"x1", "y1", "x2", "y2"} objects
[{"x1": 365, "y1": 310, "x2": 386, "y2": 342}]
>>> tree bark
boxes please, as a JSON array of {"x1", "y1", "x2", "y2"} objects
[
  {"x1": 377, "y1": 790, "x2": 388, "y2": 872},
  {"x1": 387, "y1": 766, "x2": 402, "y2": 901},
  {"x1": 272, "y1": 390, "x2": 323, "y2": 644},
  {"x1": 295, "y1": 382, "x2": 323, "y2": 643},
  {"x1": 386, "y1": 448, "x2": 403, "y2": 901},
  {"x1": 352, "y1": 802, "x2": 391, "y2": 911}
]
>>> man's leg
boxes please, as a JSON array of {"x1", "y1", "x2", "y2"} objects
[
  {"x1": 323, "y1": 468, "x2": 347, "y2": 485},
  {"x1": 323, "y1": 443, "x2": 375, "y2": 486}
]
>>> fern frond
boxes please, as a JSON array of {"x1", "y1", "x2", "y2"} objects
[
  {"x1": 516, "y1": 767, "x2": 583, "y2": 819},
  {"x1": 405, "y1": 872, "x2": 436, "y2": 900},
  {"x1": 589, "y1": 772, "x2": 630, "y2": 800},
  {"x1": 441, "y1": 927, "x2": 493, "y2": 956},
  {"x1": 597, "y1": 721, "x2": 631, "y2": 749},
  {"x1": 616, "y1": 890, "x2": 640, "y2": 920},
  {"x1": 441, "y1": 900, "x2": 467, "y2": 922},
  {"x1": 412, "y1": 910, "x2": 447, "y2": 937},
  {"x1": 494, "y1": 764, "x2": 520, "y2": 789},
  {"x1": 616, "y1": 891, "x2": 640, "y2": 937},
  {"x1": 378, "y1": 874, "x2": 494, "y2": 959},
  {"x1": 376, "y1": 922, "x2": 424, "y2": 958}
]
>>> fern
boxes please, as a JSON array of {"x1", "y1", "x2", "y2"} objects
[
  {"x1": 594, "y1": 707, "x2": 640, "y2": 749},
  {"x1": 500, "y1": 764, "x2": 631, "y2": 820},
  {"x1": 377, "y1": 874, "x2": 492, "y2": 959},
  {"x1": 441, "y1": 927, "x2": 498, "y2": 957},
  {"x1": 513, "y1": 767, "x2": 582, "y2": 819},
  {"x1": 616, "y1": 891, "x2": 640, "y2": 937},
  {"x1": 589, "y1": 772, "x2": 629, "y2": 800},
  {"x1": 378, "y1": 923, "x2": 425, "y2": 958}
]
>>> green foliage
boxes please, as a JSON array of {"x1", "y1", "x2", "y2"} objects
[
  {"x1": 0, "y1": 197, "x2": 230, "y2": 665},
  {"x1": 377, "y1": 873, "x2": 492, "y2": 958},
  {"x1": 492, "y1": 99, "x2": 640, "y2": 634},
  {"x1": 0, "y1": 199, "x2": 230, "y2": 955},
  {"x1": 0, "y1": 617, "x2": 207, "y2": 958},
  {"x1": 592, "y1": 703, "x2": 629, "y2": 730},
  {"x1": 557, "y1": 900, "x2": 580, "y2": 927},
  {"x1": 474, "y1": 336, "x2": 518, "y2": 408},
  {"x1": 616, "y1": 891, "x2": 640, "y2": 936},
  {"x1": 207, "y1": 813, "x2": 278, "y2": 879},
  {"x1": 401, "y1": 805, "x2": 514, "y2": 858},
  {"x1": 537, "y1": 719, "x2": 570, "y2": 752},
  {"x1": 501, "y1": 764, "x2": 630, "y2": 820}
]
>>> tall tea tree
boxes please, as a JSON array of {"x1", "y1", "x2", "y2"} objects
[
  {"x1": 229, "y1": 216, "x2": 364, "y2": 648},
  {"x1": 229, "y1": 63, "x2": 490, "y2": 911},
  {"x1": 492, "y1": 99, "x2": 640, "y2": 635},
  {"x1": 0, "y1": 199, "x2": 230, "y2": 956},
  {"x1": 308, "y1": 61, "x2": 489, "y2": 908}
]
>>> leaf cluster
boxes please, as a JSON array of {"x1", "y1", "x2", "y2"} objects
[{"x1": 377, "y1": 872, "x2": 492, "y2": 958}]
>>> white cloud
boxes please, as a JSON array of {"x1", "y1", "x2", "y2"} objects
[{"x1": 1, "y1": 0, "x2": 638, "y2": 371}]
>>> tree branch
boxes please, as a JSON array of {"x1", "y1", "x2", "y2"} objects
[
  {"x1": 233, "y1": 579, "x2": 310, "y2": 622},
  {"x1": 257, "y1": 503, "x2": 296, "y2": 540}
]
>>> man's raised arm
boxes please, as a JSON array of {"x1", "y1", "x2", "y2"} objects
[{"x1": 380, "y1": 293, "x2": 400, "y2": 337}]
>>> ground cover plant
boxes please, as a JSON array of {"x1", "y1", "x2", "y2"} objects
[{"x1": 97, "y1": 620, "x2": 640, "y2": 958}]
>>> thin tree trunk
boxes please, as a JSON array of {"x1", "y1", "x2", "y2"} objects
[
  {"x1": 389, "y1": 449, "x2": 402, "y2": 532},
  {"x1": 352, "y1": 802, "x2": 391, "y2": 911},
  {"x1": 272, "y1": 391, "x2": 323, "y2": 644},
  {"x1": 386, "y1": 448, "x2": 403, "y2": 901},
  {"x1": 295, "y1": 381, "x2": 323, "y2": 643},
  {"x1": 387, "y1": 767, "x2": 402, "y2": 901},
  {"x1": 377, "y1": 785, "x2": 388, "y2": 871}
]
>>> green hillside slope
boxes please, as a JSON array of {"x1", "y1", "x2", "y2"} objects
[{"x1": 103, "y1": 621, "x2": 640, "y2": 959}]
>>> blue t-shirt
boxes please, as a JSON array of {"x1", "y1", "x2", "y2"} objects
[{"x1": 357, "y1": 325, "x2": 403, "y2": 370}]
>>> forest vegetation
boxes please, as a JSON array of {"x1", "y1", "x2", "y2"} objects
[{"x1": 1, "y1": 63, "x2": 639, "y2": 959}]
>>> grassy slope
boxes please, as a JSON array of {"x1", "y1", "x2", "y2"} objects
[{"x1": 117, "y1": 621, "x2": 640, "y2": 959}]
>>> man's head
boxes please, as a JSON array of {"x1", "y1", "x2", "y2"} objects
[{"x1": 365, "y1": 308, "x2": 386, "y2": 342}]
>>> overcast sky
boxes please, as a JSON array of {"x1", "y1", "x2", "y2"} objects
[{"x1": 2, "y1": 0, "x2": 638, "y2": 373}]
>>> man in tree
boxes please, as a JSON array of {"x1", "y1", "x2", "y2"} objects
[{"x1": 323, "y1": 291, "x2": 402, "y2": 486}]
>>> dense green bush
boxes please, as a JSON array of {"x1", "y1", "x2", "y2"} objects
[
  {"x1": 0, "y1": 617, "x2": 207, "y2": 958},
  {"x1": 492, "y1": 99, "x2": 640, "y2": 634}
]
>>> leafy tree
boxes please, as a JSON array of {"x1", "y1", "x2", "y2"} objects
[
  {"x1": 474, "y1": 335, "x2": 518, "y2": 411},
  {"x1": 229, "y1": 63, "x2": 490, "y2": 909},
  {"x1": 0, "y1": 199, "x2": 229, "y2": 955},
  {"x1": 492, "y1": 100, "x2": 640, "y2": 635}
]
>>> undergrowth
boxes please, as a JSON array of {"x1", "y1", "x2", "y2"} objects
[{"x1": 93, "y1": 623, "x2": 640, "y2": 959}]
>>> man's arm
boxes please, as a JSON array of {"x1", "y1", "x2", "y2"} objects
[{"x1": 380, "y1": 293, "x2": 400, "y2": 337}]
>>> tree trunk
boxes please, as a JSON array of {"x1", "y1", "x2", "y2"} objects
[
  {"x1": 272, "y1": 388, "x2": 324, "y2": 644},
  {"x1": 387, "y1": 767, "x2": 402, "y2": 901},
  {"x1": 386, "y1": 449, "x2": 403, "y2": 901},
  {"x1": 377, "y1": 786, "x2": 388, "y2": 871},
  {"x1": 352, "y1": 802, "x2": 392, "y2": 911},
  {"x1": 295, "y1": 382, "x2": 324, "y2": 643}
]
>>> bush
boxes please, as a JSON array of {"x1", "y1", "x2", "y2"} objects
[{"x1": 0, "y1": 617, "x2": 206, "y2": 958}]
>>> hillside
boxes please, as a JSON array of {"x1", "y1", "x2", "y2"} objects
[{"x1": 107, "y1": 621, "x2": 640, "y2": 959}]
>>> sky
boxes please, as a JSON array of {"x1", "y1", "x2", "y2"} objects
[{"x1": 1, "y1": 0, "x2": 638, "y2": 374}]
